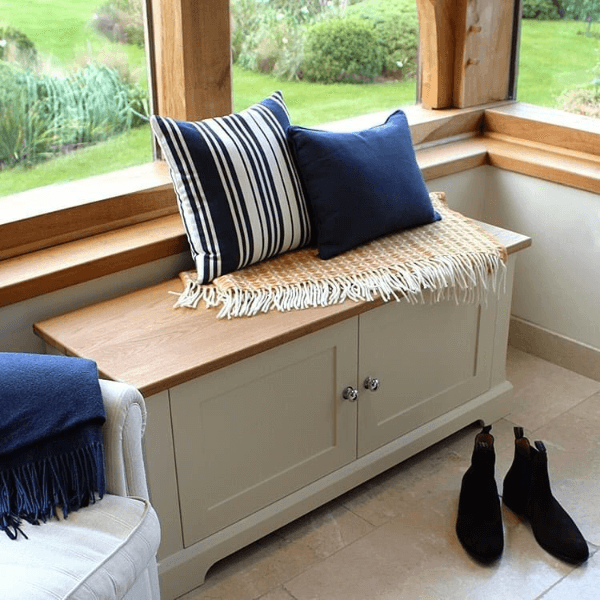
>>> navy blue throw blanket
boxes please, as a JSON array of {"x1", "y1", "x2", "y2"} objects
[{"x1": 0, "y1": 353, "x2": 106, "y2": 540}]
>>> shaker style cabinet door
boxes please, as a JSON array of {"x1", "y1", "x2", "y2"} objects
[
  {"x1": 357, "y1": 294, "x2": 498, "y2": 457},
  {"x1": 169, "y1": 318, "x2": 359, "y2": 547}
]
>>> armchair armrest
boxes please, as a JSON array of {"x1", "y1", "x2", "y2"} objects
[{"x1": 99, "y1": 379, "x2": 150, "y2": 500}]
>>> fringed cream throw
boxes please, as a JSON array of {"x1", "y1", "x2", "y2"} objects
[{"x1": 174, "y1": 193, "x2": 507, "y2": 319}]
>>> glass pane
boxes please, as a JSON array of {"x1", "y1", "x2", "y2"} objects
[
  {"x1": 0, "y1": 0, "x2": 152, "y2": 197},
  {"x1": 231, "y1": 0, "x2": 419, "y2": 125},
  {"x1": 517, "y1": 3, "x2": 600, "y2": 117}
]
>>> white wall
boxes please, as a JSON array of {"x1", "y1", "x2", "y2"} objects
[
  {"x1": 425, "y1": 167, "x2": 488, "y2": 220},
  {"x1": 483, "y1": 167, "x2": 600, "y2": 351}
]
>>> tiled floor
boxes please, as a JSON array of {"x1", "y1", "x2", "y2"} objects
[{"x1": 178, "y1": 346, "x2": 600, "y2": 600}]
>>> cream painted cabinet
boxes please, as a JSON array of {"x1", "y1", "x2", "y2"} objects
[
  {"x1": 34, "y1": 226, "x2": 527, "y2": 600},
  {"x1": 168, "y1": 292, "x2": 498, "y2": 552},
  {"x1": 357, "y1": 294, "x2": 497, "y2": 456},
  {"x1": 169, "y1": 319, "x2": 359, "y2": 547}
]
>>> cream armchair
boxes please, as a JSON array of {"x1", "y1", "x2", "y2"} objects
[{"x1": 0, "y1": 379, "x2": 161, "y2": 600}]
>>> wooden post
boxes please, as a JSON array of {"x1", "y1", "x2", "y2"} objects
[
  {"x1": 416, "y1": 0, "x2": 458, "y2": 109},
  {"x1": 150, "y1": 0, "x2": 233, "y2": 121},
  {"x1": 417, "y1": 0, "x2": 516, "y2": 109},
  {"x1": 453, "y1": 0, "x2": 516, "y2": 107}
]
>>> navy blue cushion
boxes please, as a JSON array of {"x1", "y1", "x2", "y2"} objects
[
  {"x1": 150, "y1": 92, "x2": 312, "y2": 283},
  {"x1": 288, "y1": 110, "x2": 441, "y2": 259}
]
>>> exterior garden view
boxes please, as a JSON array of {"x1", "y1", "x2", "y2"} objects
[{"x1": 1, "y1": 0, "x2": 599, "y2": 197}]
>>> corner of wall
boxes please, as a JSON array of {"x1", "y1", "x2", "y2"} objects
[{"x1": 482, "y1": 167, "x2": 600, "y2": 380}]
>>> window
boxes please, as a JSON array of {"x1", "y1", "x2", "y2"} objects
[
  {"x1": 0, "y1": 0, "x2": 521, "y2": 263},
  {"x1": 517, "y1": 3, "x2": 600, "y2": 118},
  {"x1": 2, "y1": 0, "x2": 598, "y2": 308},
  {"x1": 0, "y1": 0, "x2": 153, "y2": 198},
  {"x1": 230, "y1": 0, "x2": 419, "y2": 124}
]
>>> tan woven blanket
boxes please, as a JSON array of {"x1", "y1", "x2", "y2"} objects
[{"x1": 174, "y1": 192, "x2": 507, "y2": 319}]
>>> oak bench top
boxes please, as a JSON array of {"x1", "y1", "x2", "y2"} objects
[{"x1": 34, "y1": 222, "x2": 530, "y2": 398}]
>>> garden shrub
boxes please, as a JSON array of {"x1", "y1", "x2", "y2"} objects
[
  {"x1": 302, "y1": 18, "x2": 383, "y2": 83},
  {"x1": 557, "y1": 55, "x2": 600, "y2": 118},
  {"x1": 0, "y1": 62, "x2": 22, "y2": 100},
  {"x1": 253, "y1": 18, "x2": 307, "y2": 79},
  {"x1": 564, "y1": 0, "x2": 600, "y2": 37},
  {"x1": 92, "y1": 0, "x2": 145, "y2": 47},
  {"x1": 0, "y1": 63, "x2": 55, "y2": 167},
  {"x1": 231, "y1": 0, "x2": 294, "y2": 76},
  {"x1": 231, "y1": 0, "x2": 343, "y2": 80},
  {"x1": 557, "y1": 86, "x2": 600, "y2": 117},
  {"x1": 231, "y1": 0, "x2": 261, "y2": 66},
  {"x1": 346, "y1": 0, "x2": 419, "y2": 78},
  {"x1": 563, "y1": 0, "x2": 599, "y2": 21},
  {"x1": 0, "y1": 26, "x2": 38, "y2": 69},
  {"x1": 522, "y1": 0, "x2": 562, "y2": 19},
  {"x1": 266, "y1": 0, "x2": 350, "y2": 18}
]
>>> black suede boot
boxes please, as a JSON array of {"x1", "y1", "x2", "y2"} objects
[
  {"x1": 503, "y1": 427, "x2": 589, "y2": 564},
  {"x1": 456, "y1": 425, "x2": 503, "y2": 563}
]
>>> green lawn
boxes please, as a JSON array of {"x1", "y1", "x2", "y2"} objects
[
  {"x1": 2, "y1": 0, "x2": 146, "y2": 75},
  {"x1": 1, "y1": 14, "x2": 599, "y2": 198},
  {"x1": 233, "y1": 65, "x2": 416, "y2": 125},
  {"x1": 517, "y1": 20, "x2": 600, "y2": 106},
  {"x1": 0, "y1": 126, "x2": 153, "y2": 197}
]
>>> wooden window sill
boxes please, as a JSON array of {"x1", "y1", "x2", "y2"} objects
[
  {"x1": 484, "y1": 102, "x2": 600, "y2": 156},
  {"x1": 1, "y1": 102, "x2": 597, "y2": 308},
  {"x1": 0, "y1": 214, "x2": 187, "y2": 308},
  {"x1": 485, "y1": 135, "x2": 600, "y2": 194},
  {"x1": 0, "y1": 161, "x2": 178, "y2": 261}
]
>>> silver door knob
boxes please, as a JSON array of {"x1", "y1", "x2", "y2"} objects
[
  {"x1": 364, "y1": 377, "x2": 380, "y2": 392},
  {"x1": 342, "y1": 386, "x2": 358, "y2": 402}
]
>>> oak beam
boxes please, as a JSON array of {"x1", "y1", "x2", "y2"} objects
[
  {"x1": 453, "y1": 0, "x2": 516, "y2": 107},
  {"x1": 150, "y1": 0, "x2": 233, "y2": 121},
  {"x1": 417, "y1": 0, "x2": 458, "y2": 109},
  {"x1": 417, "y1": 0, "x2": 517, "y2": 109}
]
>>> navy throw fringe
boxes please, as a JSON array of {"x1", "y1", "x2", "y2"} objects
[{"x1": 0, "y1": 353, "x2": 106, "y2": 540}]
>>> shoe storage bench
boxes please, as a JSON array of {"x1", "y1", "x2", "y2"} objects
[{"x1": 34, "y1": 222, "x2": 529, "y2": 600}]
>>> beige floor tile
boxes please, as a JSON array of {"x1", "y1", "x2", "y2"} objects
[
  {"x1": 274, "y1": 497, "x2": 375, "y2": 560},
  {"x1": 258, "y1": 587, "x2": 298, "y2": 600},
  {"x1": 339, "y1": 429, "x2": 468, "y2": 528},
  {"x1": 537, "y1": 546, "x2": 600, "y2": 600},
  {"x1": 505, "y1": 347, "x2": 600, "y2": 431},
  {"x1": 571, "y1": 390, "x2": 600, "y2": 421},
  {"x1": 285, "y1": 463, "x2": 574, "y2": 600},
  {"x1": 178, "y1": 502, "x2": 374, "y2": 600},
  {"x1": 341, "y1": 418, "x2": 519, "y2": 530}
]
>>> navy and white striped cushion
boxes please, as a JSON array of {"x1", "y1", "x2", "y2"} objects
[{"x1": 150, "y1": 92, "x2": 312, "y2": 283}]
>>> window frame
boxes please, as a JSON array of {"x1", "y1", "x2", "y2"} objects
[{"x1": 1, "y1": 0, "x2": 598, "y2": 309}]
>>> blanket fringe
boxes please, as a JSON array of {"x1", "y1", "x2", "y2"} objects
[
  {"x1": 172, "y1": 252, "x2": 506, "y2": 319},
  {"x1": 0, "y1": 442, "x2": 105, "y2": 540}
]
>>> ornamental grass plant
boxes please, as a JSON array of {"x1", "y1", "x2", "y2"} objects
[{"x1": 0, "y1": 62, "x2": 147, "y2": 168}]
